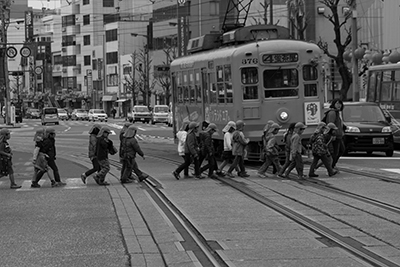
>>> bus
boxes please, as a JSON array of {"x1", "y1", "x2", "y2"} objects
[
  {"x1": 170, "y1": 25, "x2": 325, "y2": 161},
  {"x1": 366, "y1": 63, "x2": 400, "y2": 143}
]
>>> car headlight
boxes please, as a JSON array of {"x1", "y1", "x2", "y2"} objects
[
  {"x1": 279, "y1": 111, "x2": 288, "y2": 121},
  {"x1": 382, "y1": 126, "x2": 392, "y2": 133},
  {"x1": 346, "y1": 126, "x2": 360, "y2": 133}
]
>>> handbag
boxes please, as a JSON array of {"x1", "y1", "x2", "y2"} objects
[
  {"x1": 0, "y1": 155, "x2": 10, "y2": 177},
  {"x1": 109, "y1": 146, "x2": 118, "y2": 155}
]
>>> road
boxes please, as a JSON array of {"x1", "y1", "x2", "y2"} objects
[{"x1": 1, "y1": 119, "x2": 400, "y2": 266}]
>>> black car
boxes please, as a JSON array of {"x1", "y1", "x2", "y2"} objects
[{"x1": 341, "y1": 102, "x2": 394, "y2": 157}]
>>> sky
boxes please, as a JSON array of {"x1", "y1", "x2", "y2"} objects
[{"x1": 28, "y1": 0, "x2": 60, "y2": 9}]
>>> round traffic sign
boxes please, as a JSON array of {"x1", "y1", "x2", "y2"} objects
[
  {"x1": 20, "y1": 46, "x2": 31, "y2": 57},
  {"x1": 6, "y1": 47, "x2": 17, "y2": 58},
  {"x1": 34, "y1": 66, "x2": 43, "y2": 75}
]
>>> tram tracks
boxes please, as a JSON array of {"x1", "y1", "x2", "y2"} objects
[{"x1": 127, "y1": 152, "x2": 400, "y2": 267}]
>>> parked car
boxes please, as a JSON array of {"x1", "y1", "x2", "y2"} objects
[
  {"x1": 338, "y1": 102, "x2": 394, "y2": 157},
  {"x1": 25, "y1": 108, "x2": 40, "y2": 119},
  {"x1": 41, "y1": 107, "x2": 59, "y2": 125},
  {"x1": 151, "y1": 105, "x2": 169, "y2": 124},
  {"x1": 57, "y1": 108, "x2": 69, "y2": 120},
  {"x1": 71, "y1": 109, "x2": 89, "y2": 120},
  {"x1": 88, "y1": 109, "x2": 108, "y2": 122},
  {"x1": 131, "y1": 105, "x2": 152, "y2": 123}
]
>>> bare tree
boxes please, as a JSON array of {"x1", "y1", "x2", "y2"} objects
[
  {"x1": 317, "y1": 0, "x2": 353, "y2": 100},
  {"x1": 287, "y1": 0, "x2": 309, "y2": 40},
  {"x1": 154, "y1": 45, "x2": 177, "y2": 105},
  {"x1": 125, "y1": 48, "x2": 156, "y2": 106}
]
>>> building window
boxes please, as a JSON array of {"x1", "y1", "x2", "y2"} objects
[
  {"x1": 62, "y1": 15, "x2": 76, "y2": 27},
  {"x1": 210, "y1": 2, "x2": 219, "y2": 16},
  {"x1": 106, "y1": 51, "x2": 118, "y2": 64},
  {"x1": 104, "y1": 14, "x2": 119, "y2": 24},
  {"x1": 54, "y1": 55, "x2": 62, "y2": 65},
  {"x1": 62, "y1": 55, "x2": 77, "y2": 66},
  {"x1": 107, "y1": 74, "x2": 118, "y2": 86},
  {"x1": 62, "y1": 77, "x2": 77, "y2": 89},
  {"x1": 123, "y1": 65, "x2": 132, "y2": 75},
  {"x1": 83, "y1": 0, "x2": 89, "y2": 5},
  {"x1": 84, "y1": 55, "x2": 91, "y2": 66},
  {"x1": 62, "y1": 35, "x2": 76, "y2": 46},
  {"x1": 83, "y1": 35, "x2": 90, "y2": 46},
  {"x1": 105, "y1": 29, "x2": 118, "y2": 42},
  {"x1": 83, "y1": 15, "x2": 90, "y2": 25},
  {"x1": 103, "y1": 0, "x2": 114, "y2": 7}
]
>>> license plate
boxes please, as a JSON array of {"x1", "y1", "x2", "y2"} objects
[{"x1": 373, "y1": 138, "x2": 384, "y2": 144}]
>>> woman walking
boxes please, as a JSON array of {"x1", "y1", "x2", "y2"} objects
[
  {"x1": 81, "y1": 124, "x2": 102, "y2": 184},
  {"x1": 217, "y1": 121, "x2": 238, "y2": 175},
  {"x1": 225, "y1": 120, "x2": 250, "y2": 178},
  {"x1": 176, "y1": 121, "x2": 191, "y2": 178},
  {"x1": 120, "y1": 125, "x2": 148, "y2": 183},
  {"x1": 0, "y1": 129, "x2": 21, "y2": 189},
  {"x1": 324, "y1": 98, "x2": 345, "y2": 170},
  {"x1": 93, "y1": 126, "x2": 115, "y2": 186}
]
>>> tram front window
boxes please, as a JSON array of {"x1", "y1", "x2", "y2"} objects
[{"x1": 263, "y1": 69, "x2": 299, "y2": 98}]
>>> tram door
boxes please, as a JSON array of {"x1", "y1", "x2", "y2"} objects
[
  {"x1": 171, "y1": 73, "x2": 178, "y2": 138},
  {"x1": 201, "y1": 68, "x2": 208, "y2": 121}
]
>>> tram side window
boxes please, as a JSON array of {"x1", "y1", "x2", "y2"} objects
[
  {"x1": 241, "y1": 67, "x2": 259, "y2": 100},
  {"x1": 189, "y1": 71, "x2": 195, "y2": 103},
  {"x1": 183, "y1": 72, "x2": 189, "y2": 103},
  {"x1": 209, "y1": 72, "x2": 217, "y2": 104},
  {"x1": 216, "y1": 65, "x2": 225, "y2": 103},
  {"x1": 393, "y1": 70, "x2": 400, "y2": 101},
  {"x1": 381, "y1": 70, "x2": 392, "y2": 101},
  {"x1": 303, "y1": 65, "x2": 318, "y2": 97},
  {"x1": 367, "y1": 71, "x2": 378, "y2": 101},
  {"x1": 176, "y1": 72, "x2": 183, "y2": 103},
  {"x1": 225, "y1": 65, "x2": 233, "y2": 103},
  {"x1": 263, "y1": 69, "x2": 298, "y2": 98},
  {"x1": 195, "y1": 70, "x2": 202, "y2": 103},
  {"x1": 178, "y1": 87, "x2": 183, "y2": 103}
]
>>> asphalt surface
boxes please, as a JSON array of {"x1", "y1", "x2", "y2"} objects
[{"x1": 0, "y1": 151, "x2": 129, "y2": 267}]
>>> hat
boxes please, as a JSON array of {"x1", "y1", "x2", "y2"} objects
[
  {"x1": 206, "y1": 123, "x2": 217, "y2": 132},
  {"x1": 0, "y1": 128, "x2": 10, "y2": 135},
  {"x1": 315, "y1": 122, "x2": 326, "y2": 132},
  {"x1": 46, "y1": 128, "x2": 56, "y2": 134},
  {"x1": 326, "y1": 122, "x2": 338, "y2": 130},
  {"x1": 236, "y1": 120, "x2": 245, "y2": 130},
  {"x1": 102, "y1": 126, "x2": 111, "y2": 133},
  {"x1": 222, "y1": 121, "x2": 236, "y2": 132},
  {"x1": 295, "y1": 122, "x2": 307, "y2": 129},
  {"x1": 188, "y1": 122, "x2": 199, "y2": 130},
  {"x1": 263, "y1": 120, "x2": 275, "y2": 132},
  {"x1": 270, "y1": 123, "x2": 281, "y2": 130}
]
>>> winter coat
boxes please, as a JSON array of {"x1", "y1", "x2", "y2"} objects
[
  {"x1": 184, "y1": 131, "x2": 199, "y2": 157},
  {"x1": 122, "y1": 137, "x2": 144, "y2": 159},
  {"x1": 232, "y1": 130, "x2": 249, "y2": 156}
]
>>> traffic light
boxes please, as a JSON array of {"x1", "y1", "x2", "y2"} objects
[
  {"x1": 11, "y1": 71, "x2": 24, "y2": 76},
  {"x1": 147, "y1": 20, "x2": 153, "y2": 50}
]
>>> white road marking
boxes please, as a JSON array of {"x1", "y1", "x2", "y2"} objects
[{"x1": 381, "y1": 168, "x2": 400, "y2": 174}]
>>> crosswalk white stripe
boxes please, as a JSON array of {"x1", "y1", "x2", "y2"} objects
[
  {"x1": 381, "y1": 168, "x2": 400, "y2": 174},
  {"x1": 13, "y1": 178, "x2": 87, "y2": 191}
]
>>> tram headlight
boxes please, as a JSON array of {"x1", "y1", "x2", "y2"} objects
[
  {"x1": 345, "y1": 126, "x2": 360, "y2": 133},
  {"x1": 279, "y1": 111, "x2": 288, "y2": 121},
  {"x1": 382, "y1": 126, "x2": 392, "y2": 133}
]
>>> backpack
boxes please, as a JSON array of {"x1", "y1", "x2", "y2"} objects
[{"x1": 321, "y1": 111, "x2": 328, "y2": 123}]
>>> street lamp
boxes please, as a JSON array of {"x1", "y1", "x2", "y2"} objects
[{"x1": 131, "y1": 33, "x2": 150, "y2": 106}]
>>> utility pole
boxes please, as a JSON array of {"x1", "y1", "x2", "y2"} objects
[
  {"x1": 0, "y1": 0, "x2": 11, "y2": 124},
  {"x1": 351, "y1": 0, "x2": 359, "y2": 101}
]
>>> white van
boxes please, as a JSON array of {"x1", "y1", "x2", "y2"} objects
[{"x1": 41, "y1": 107, "x2": 59, "y2": 125}]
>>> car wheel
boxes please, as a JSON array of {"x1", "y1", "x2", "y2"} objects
[
  {"x1": 56, "y1": 122, "x2": 59, "y2": 125},
  {"x1": 386, "y1": 150, "x2": 394, "y2": 157},
  {"x1": 151, "y1": 120, "x2": 155, "y2": 125}
]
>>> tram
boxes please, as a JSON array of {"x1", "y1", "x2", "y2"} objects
[{"x1": 170, "y1": 25, "x2": 324, "y2": 161}]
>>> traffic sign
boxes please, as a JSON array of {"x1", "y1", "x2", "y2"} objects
[
  {"x1": 20, "y1": 46, "x2": 31, "y2": 57},
  {"x1": 34, "y1": 66, "x2": 43, "y2": 75},
  {"x1": 6, "y1": 47, "x2": 17, "y2": 58}
]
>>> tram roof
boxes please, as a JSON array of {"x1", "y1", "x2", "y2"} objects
[{"x1": 171, "y1": 39, "x2": 321, "y2": 68}]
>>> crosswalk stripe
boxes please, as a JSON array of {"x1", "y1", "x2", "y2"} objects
[
  {"x1": 5, "y1": 178, "x2": 88, "y2": 191},
  {"x1": 381, "y1": 168, "x2": 400, "y2": 174}
]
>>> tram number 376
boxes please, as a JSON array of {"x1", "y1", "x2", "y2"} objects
[{"x1": 242, "y1": 58, "x2": 258, "y2": 65}]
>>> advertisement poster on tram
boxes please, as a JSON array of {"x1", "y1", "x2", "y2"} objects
[{"x1": 304, "y1": 101, "x2": 321, "y2": 125}]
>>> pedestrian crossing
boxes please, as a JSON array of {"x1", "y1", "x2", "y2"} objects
[{"x1": 0, "y1": 178, "x2": 89, "y2": 191}]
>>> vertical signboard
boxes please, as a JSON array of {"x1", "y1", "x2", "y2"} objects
[
  {"x1": 25, "y1": 11, "x2": 33, "y2": 42},
  {"x1": 87, "y1": 69, "x2": 93, "y2": 96}
]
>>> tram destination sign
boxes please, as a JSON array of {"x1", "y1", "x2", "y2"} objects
[{"x1": 262, "y1": 53, "x2": 298, "y2": 64}]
